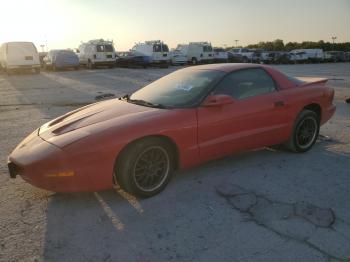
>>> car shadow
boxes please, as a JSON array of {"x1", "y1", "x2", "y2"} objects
[{"x1": 42, "y1": 137, "x2": 350, "y2": 262}]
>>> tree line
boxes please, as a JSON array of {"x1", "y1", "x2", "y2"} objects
[{"x1": 226, "y1": 39, "x2": 350, "y2": 52}]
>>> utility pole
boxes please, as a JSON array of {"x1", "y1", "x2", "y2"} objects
[
  {"x1": 40, "y1": 45, "x2": 45, "y2": 52},
  {"x1": 235, "y1": 40, "x2": 239, "y2": 47},
  {"x1": 331, "y1": 36, "x2": 337, "y2": 51}
]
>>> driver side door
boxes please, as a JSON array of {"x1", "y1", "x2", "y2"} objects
[{"x1": 197, "y1": 68, "x2": 290, "y2": 162}]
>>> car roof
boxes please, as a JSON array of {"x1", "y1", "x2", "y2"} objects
[{"x1": 191, "y1": 63, "x2": 268, "y2": 73}]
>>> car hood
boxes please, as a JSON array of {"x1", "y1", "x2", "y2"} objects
[{"x1": 39, "y1": 98, "x2": 159, "y2": 139}]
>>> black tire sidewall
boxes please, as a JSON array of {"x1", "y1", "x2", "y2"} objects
[
  {"x1": 116, "y1": 138, "x2": 175, "y2": 197},
  {"x1": 290, "y1": 110, "x2": 320, "y2": 152}
]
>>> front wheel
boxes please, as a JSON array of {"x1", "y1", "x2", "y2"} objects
[
  {"x1": 115, "y1": 138, "x2": 175, "y2": 197},
  {"x1": 285, "y1": 110, "x2": 319, "y2": 153},
  {"x1": 87, "y1": 60, "x2": 94, "y2": 69}
]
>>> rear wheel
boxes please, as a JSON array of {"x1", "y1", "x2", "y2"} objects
[
  {"x1": 191, "y1": 57, "x2": 197, "y2": 65},
  {"x1": 115, "y1": 138, "x2": 175, "y2": 198},
  {"x1": 87, "y1": 60, "x2": 94, "y2": 69},
  {"x1": 285, "y1": 110, "x2": 319, "y2": 152}
]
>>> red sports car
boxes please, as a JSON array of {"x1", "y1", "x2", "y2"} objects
[{"x1": 7, "y1": 64, "x2": 335, "y2": 197}]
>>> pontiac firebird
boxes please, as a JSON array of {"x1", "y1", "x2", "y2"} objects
[{"x1": 7, "y1": 64, "x2": 335, "y2": 197}]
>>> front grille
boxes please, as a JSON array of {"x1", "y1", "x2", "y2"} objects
[
  {"x1": 25, "y1": 56, "x2": 33, "y2": 60},
  {"x1": 106, "y1": 55, "x2": 112, "y2": 58}
]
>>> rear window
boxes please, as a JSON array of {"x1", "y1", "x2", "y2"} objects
[
  {"x1": 96, "y1": 45, "x2": 114, "y2": 52},
  {"x1": 59, "y1": 50, "x2": 75, "y2": 55},
  {"x1": 8, "y1": 42, "x2": 37, "y2": 53}
]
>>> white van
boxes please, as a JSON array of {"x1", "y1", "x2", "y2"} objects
[
  {"x1": 289, "y1": 49, "x2": 324, "y2": 63},
  {"x1": 0, "y1": 42, "x2": 40, "y2": 73},
  {"x1": 77, "y1": 39, "x2": 116, "y2": 69},
  {"x1": 213, "y1": 48, "x2": 228, "y2": 63},
  {"x1": 177, "y1": 42, "x2": 214, "y2": 64},
  {"x1": 131, "y1": 40, "x2": 170, "y2": 67}
]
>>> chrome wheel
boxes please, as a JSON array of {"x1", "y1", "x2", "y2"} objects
[
  {"x1": 133, "y1": 146, "x2": 170, "y2": 192},
  {"x1": 296, "y1": 117, "x2": 317, "y2": 149}
]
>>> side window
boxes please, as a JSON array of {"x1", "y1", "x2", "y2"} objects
[{"x1": 214, "y1": 68, "x2": 276, "y2": 100}]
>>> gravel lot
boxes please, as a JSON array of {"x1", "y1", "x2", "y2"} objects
[{"x1": 0, "y1": 63, "x2": 349, "y2": 262}]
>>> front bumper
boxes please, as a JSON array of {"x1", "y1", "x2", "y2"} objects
[
  {"x1": 7, "y1": 129, "x2": 115, "y2": 192},
  {"x1": 8, "y1": 64, "x2": 41, "y2": 69},
  {"x1": 7, "y1": 161, "x2": 20, "y2": 178},
  {"x1": 93, "y1": 60, "x2": 116, "y2": 66}
]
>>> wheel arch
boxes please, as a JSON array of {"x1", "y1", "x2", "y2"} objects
[
  {"x1": 303, "y1": 103, "x2": 322, "y2": 122},
  {"x1": 115, "y1": 134, "x2": 180, "y2": 173}
]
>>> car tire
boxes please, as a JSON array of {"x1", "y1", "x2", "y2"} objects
[
  {"x1": 285, "y1": 110, "x2": 319, "y2": 153},
  {"x1": 75, "y1": 66, "x2": 80, "y2": 70},
  {"x1": 191, "y1": 57, "x2": 197, "y2": 65},
  {"x1": 34, "y1": 68, "x2": 40, "y2": 74},
  {"x1": 115, "y1": 137, "x2": 175, "y2": 198},
  {"x1": 87, "y1": 60, "x2": 94, "y2": 69}
]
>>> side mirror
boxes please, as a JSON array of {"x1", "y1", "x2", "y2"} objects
[{"x1": 202, "y1": 95, "x2": 234, "y2": 107}]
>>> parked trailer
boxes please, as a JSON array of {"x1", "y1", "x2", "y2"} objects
[
  {"x1": 131, "y1": 40, "x2": 170, "y2": 68},
  {"x1": 177, "y1": 42, "x2": 214, "y2": 65},
  {"x1": 324, "y1": 51, "x2": 346, "y2": 62},
  {"x1": 229, "y1": 48, "x2": 255, "y2": 63},
  {"x1": 0, "y1": 42, "x2": 41, "y2": 73},
  {"x1": 77, "y1": 39, "x2": 117, "y2": 69},
  {"x1": 289, "y1": 49, "x2": 324, "y2": 63}
]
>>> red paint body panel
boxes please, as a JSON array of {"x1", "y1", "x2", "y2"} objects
[{"x1": 7, "y1": 64, "x2": 336, "y2": 192}]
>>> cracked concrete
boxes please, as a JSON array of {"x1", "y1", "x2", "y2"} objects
[{"x1": 216, "y1": 184, "x2": 350, "y2": 261}]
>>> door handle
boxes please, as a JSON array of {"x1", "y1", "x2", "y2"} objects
[{"x1": 274, "y1": 101, "x2": 285, "y2": 107}]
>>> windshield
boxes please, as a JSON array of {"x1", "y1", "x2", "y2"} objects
[
  {"x1": 96, "y1": 44, "x2": 114, "y2": 52},
  {"x1": 203, "y1": 45, "x2": 213, "y2": 52},
  {"x1": 153, "y1": 44, "x2": 169, "y2": 52},
  {"x1": 129, "y1": 69, "x2": 225, "y2": 108}
]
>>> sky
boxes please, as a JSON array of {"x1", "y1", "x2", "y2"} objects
[{"x1": 1, "y1": 0, "x2": 349, "y2": 51}]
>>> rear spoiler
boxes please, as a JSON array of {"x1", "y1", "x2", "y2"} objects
[{"x1": 295, "y1": 77, "x2": 328, "y2": 86}]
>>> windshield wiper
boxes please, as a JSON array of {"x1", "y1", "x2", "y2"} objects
[
  {"x1": 119, "y1": 94, "x2": 169, "y2": 109},
  {"x1": 119, "y1": 94, "x2": 130, "y2": 101},
  {"x1": 129, "y1": 99, "x2": 169, "y2": 109}
]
